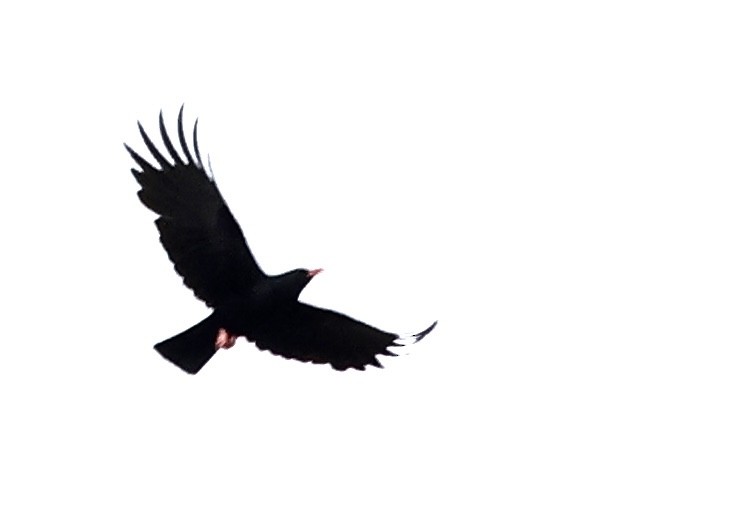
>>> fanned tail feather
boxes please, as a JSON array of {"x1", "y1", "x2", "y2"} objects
[{"x1": 154, "y1": 314, "x2": 220, "y2": 374}]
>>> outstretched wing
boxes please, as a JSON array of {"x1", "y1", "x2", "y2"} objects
[
  {"x1": 252, "y1": 303, "x2": 437, "y2": 371},
  {"x1": 126, "y1": 107, "x2": 265, "y2": 307}
]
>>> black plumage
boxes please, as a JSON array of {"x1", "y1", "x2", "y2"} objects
[{"x1": 126, "y1": 107, "x2": 436, "y2": 374}]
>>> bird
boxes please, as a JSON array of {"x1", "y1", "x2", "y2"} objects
[{"x1": 125, "y1": 107, "x2": 437, "y2": 374}]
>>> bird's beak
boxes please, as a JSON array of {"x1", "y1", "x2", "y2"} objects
[{"x1": 307, "y1": 268, "x2": 323, "y2": 278}]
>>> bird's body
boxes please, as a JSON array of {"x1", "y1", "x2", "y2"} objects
[
  {"x1": 215, "y1": 271, "x2": 312, "y2": 338},
  {"x1": 126, "y1": 107, "x2": 436, "y2": 374}
]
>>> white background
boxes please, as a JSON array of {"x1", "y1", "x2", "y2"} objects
[{"x1": 1, "y1": 1, "x2": 735, "y2": 513}]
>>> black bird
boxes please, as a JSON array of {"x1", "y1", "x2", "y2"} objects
[{"x1": 126, "y1": 107, "x2": 437, "y2": 374}]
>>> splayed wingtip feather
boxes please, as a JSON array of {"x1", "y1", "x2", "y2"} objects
[
  {"x1": 138, "y1": 121, "x2": 171, "y2": 170},
  {"x1": 193, "y1": 118, "x2": 203, "y2": 168},
  {"x1": 159, "y1": 110, "x2": 185, "y2": 166},
  {"x1": 177, "y1": 105, "x2": 194, "y2": 164}
]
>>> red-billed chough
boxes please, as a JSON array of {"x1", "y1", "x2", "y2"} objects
[{"x1": 125, "y1": 107, "x2": 437, "y2": 374}]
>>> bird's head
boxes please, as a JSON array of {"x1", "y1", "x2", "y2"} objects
[
  {"x1": 301, "y1": 268, "x2": 324, "y2": 293},
  {"x1": 299, "y1": 267, "x2": 323, "y2": 288},
  {"x1": 276, "y1": 268, "x2": 323, "y2": 300}
]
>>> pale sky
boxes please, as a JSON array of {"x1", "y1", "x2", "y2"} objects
[{"x1": 2, "y1": 1, "x2": 735, "y2": 513}]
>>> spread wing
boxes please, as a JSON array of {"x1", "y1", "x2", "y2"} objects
[
  {"x1": 252, "y1": 303, "x2": 437, "y2": 370},
  {"x1": 126, "y1": 107, "x2": 265, "y2": 307}
]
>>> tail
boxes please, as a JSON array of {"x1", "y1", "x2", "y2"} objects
[{"x1": 154, "y1": 314, "x2": 220, "y2": 374}]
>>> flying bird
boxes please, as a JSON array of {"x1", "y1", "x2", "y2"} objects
[{"x1": 125, "y1": 107, "x2": 437, "y2": 374}]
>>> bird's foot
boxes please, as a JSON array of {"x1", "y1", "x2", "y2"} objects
[{"x1": 215, "y1": 328, "x2": 237, "y2": 349}]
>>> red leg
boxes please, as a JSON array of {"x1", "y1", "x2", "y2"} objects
[{"x1": 215, "y1": 328, "x2": 237, "y2": 349}]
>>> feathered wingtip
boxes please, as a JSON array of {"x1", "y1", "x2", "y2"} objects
[
  {"x1": 394, "y1": 320, "x2": 438, "y2": 346},
  {"x1": 124, "y1": 104, "x2": 206, "y2": 175},
  {"x1": 415, "y1": 320, "x2": 438, "y2": 341},
  {"x1": 378, "y1": 320, "x2": 437, "y2": 363}
]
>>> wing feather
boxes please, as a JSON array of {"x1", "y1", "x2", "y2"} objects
[
  {"x1": 177, "y1": 106, "x2": 195, "y2": 164},
  {"x1": 158, "y1": 111, "x2": 185, "y2": 167}
]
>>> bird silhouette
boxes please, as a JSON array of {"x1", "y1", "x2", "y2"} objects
[{"x1": 126, "y1": 107, "x2": 436, "y2": 374}]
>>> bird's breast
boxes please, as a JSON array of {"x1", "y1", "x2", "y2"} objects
[{"x1": 215, "y1": 281, "x2": 293, "y2": 336}]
